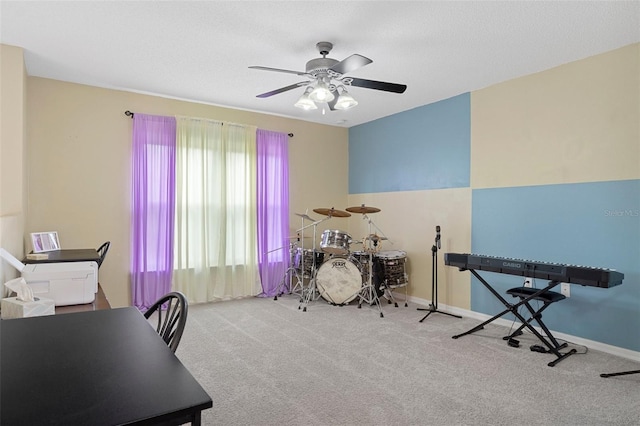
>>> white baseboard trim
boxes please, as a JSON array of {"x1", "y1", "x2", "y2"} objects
[{"x1": 404, "y1": 294, "x2": 640, "y2": 362}]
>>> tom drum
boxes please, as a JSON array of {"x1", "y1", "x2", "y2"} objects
[
  {"x1": 294, "y1": 248, "x2": 324, "y2": 277},
  {"x1": 320, "y1": 230, "x2": 352, "y2": 255}
]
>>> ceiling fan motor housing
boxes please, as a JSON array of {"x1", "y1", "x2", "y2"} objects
[{"x1": 305, "y1": 57, "x2": 339, "y2": 77}]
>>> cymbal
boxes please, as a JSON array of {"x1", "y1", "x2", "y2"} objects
[
  {"x1": 346, "y1": 205, "x2": 381, "y2": 214},
  {"x1": 364, "y1": 234, "x2": 388, "y2": 242},
  {"x1": 287, "y1": 235, "x2": 310, "y2": 239},
  {"x1": 294, "y1": 212, "x2": 316, "y2": 221},
  {"x1": 313, "y1": 207, "x2": 351, "y2": 218}
]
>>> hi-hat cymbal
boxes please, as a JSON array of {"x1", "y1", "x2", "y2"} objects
[
  {"x1": 346, "y1": 205, "x2": 381, "y2": 214},
  {"x1": 364, "y1": 234, "x2": 388, "y2": 242},
  {"x1": 313, "y1": 207, "x2": 351, "y2": 218}
]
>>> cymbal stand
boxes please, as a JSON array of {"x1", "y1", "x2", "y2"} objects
[
  {"x1": 418, "y1": 226, "x2": 462, "y2": 322},
  {"x1": 291, "y1": 213, "x2": 311, "y2": 299},
  {"x1": 273, "y1": 241, "x2": 303, "y2": 301},
  {"x1": 362, "y1": 213, "x2": 390, "y2": 243},
  {"x1": 298, "y1": 215, "x2": 330, "y2": 312},
  {"x1": 357, "y1": 214, "x2": 384, "y2": 318},
  {"x1": 276, "y1": 212, "x2": 314, "y2": 301}
]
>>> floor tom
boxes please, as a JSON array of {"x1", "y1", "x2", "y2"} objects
[{"x1": 375, "y1": 250, "x2": 409, "y2": 287}]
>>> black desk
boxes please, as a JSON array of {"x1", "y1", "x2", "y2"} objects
[
  {"x1": 55, "y1": 283, "x2": 111, "y2": 314},
  {"x1": 22, "y1": 248, "x2": 100, "y2": 264},
  {"x1": 1, "y1": 308, "x2": 212, "y2": 425}
]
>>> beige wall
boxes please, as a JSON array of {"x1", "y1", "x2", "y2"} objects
[
  {"x1": 472, "y1": 43, "x2": 639, "y2": 188},
  {"x1": 26, "y1": 77, "x2": 348, "y2": 307},
  {"x1": 347, "y1": 188, "x2": 472, "y2": 309},
  {"x1": 0, "y1": 44, "x2": 27, "y2": 290}
]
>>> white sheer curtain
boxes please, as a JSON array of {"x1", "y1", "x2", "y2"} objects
[{"x1": 173, "y1": 116, "x2": 261, "y2": 303}]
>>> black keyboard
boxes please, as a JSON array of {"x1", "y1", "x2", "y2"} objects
[{"x1": 444, "y1": 253, "x2": 624, "y2": 288}]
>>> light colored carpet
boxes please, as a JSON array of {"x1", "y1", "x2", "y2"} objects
[{"x1": 176, "y1": 295, "x2": 640, "y2": 425}]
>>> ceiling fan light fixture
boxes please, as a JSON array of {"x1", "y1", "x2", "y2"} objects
[
  {"x1": 309, "y1": 81, "x2": 335, "y2": 103},
  {"x1": 294, "y1": 88, "x2": 317, "y2": 110},
  {"x1": 334, "y1": 89, "x2": 358, "y2": 110}
]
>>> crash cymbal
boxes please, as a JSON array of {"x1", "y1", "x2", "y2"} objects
[
  {"x1": 287, "y1": 235, "x2": 310, "y2": 239},
  {"x1": 346, "y1": 204, "x2": 381, "y2": 214},
  {"x1": 294, "y1": 212, "x2": 316, "y2": 221},
  {"x1": 313, "y1": 207, "x2": 351, "y2": 218}
]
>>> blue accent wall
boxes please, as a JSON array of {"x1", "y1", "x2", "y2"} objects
[
  {"x1": 349, "y1": 93, "x2": 470, "y2": 194},
  {"x1": 472, "y1": 180, "x2": 640, "y2": 351}
]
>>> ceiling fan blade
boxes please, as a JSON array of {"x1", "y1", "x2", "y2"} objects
[
  {"x1": 249, "y1": 66, "x2": 309, "y2": 76},
  {"x1": 329, "y1": 54, "x2": 372, "y2": 75},
  {"x1": 256, "y1": 81, "x2": 310, "y2": 98},
  {"x1": 348, "y1": 77, "x2": 407, "y2": 94}
]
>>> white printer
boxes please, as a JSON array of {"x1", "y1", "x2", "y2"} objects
[
  {"x1": 22, "y1": 261, "x2": 97, "y2": 306},
  {"x1": 1, "y1": 249, "x2": 98, "y2": 306}
]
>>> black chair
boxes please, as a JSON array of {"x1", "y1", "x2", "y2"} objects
[
  {"x1": 144, "y1": 292, "x2": 188, "y2": 353},
  {"x1": 96, "y1": 241, "x2": 110, "y2": 268}
]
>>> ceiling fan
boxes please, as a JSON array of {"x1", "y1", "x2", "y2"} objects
[{"x1": 249, "y1": 41, "x2": 407, "y2": 111}]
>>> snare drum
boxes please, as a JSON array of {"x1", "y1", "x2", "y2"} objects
[
  {"x1": 320, "y1": 230, "x2": 352, "y2": 255},
  {"x1": 294, "y1": 248, "x2": 324, "y2": 277},
  {"x1": 316, "y1": 257, "x2": 362, "y2": 305},
  {"x1": 375, "y1": 250, "x2": 409, "y2": 287}
]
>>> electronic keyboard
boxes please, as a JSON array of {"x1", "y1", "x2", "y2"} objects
[{"x1": 444, "y1": 253, "x2": 624, "y2": 288}]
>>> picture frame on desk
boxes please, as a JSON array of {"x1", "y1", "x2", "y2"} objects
[{"x1": 31, "y1": 231, "x2": 60, "y2": 253}]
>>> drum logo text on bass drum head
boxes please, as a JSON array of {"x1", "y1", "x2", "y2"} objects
[{"x1": 331, "y1": 259, "x2": 346, "y2": 268}]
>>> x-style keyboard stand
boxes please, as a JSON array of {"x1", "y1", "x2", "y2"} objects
[{"x1": 452, "y1": 269, "x2": 576, "y2": 367}]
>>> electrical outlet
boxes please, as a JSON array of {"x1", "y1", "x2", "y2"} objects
[
  {"x1": 524, "y1": 278, "x2": 533, "y2": 288},
  {"x1": 561, "y1": 283, "x2": 570, "y2": 297}
]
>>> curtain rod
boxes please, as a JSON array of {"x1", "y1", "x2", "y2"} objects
[{"x1": 124, "y1": 111, "x2": 293, "y2": 137}]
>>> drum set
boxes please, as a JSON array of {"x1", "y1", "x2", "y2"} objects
[{"x1": 274, "y1": 205, "x2": 409, "y2": 317}]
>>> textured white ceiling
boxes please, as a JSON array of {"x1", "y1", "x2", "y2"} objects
[{"x1": 1, "y1": 1, "x2": 639, "y2": 128}]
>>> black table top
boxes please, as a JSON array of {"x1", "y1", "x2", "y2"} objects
[
  {"x1": 1, "y1": 307, "x2": 212, "y2": 425},
  {"x1": 23, "y1": 248, "x2": 100, "y2": 264}
]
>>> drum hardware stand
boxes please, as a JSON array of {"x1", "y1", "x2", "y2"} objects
[
  {"x1": 361, "y1": 213, "x2": 391, "y2": 244},
  {"x1": 272, "y1": 241, "x2": 303, "y2": 301},
  {"x1": 418, "y1": 226, "x2": 461, "y2": 322},
  {"x1": 363, "y1": 213, "x2": 403, "y2": 312},
  {"x1": 357, "y1": 214, "x2": 385, "y2": 318},
  {"x1": 381, "y1": 277, "x2": 409, "y2": 307},
  {"x1": 286, "y1": 212, "x2": 317, "y2": 300},
  {"x1": 358, "y1": 248, "x2": 384, "y2": 317},
  {"x1": 297, "y1": 214, "x2": 331, "y2": 312}
]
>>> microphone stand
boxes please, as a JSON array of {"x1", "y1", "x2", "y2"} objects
[{"x1": 417, "y1": 227, "x2": 461, "y2": 322}]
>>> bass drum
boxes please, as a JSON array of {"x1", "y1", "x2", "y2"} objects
[{"x1": 315, "y1": 257, "x2": 362, "y2": 305}]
